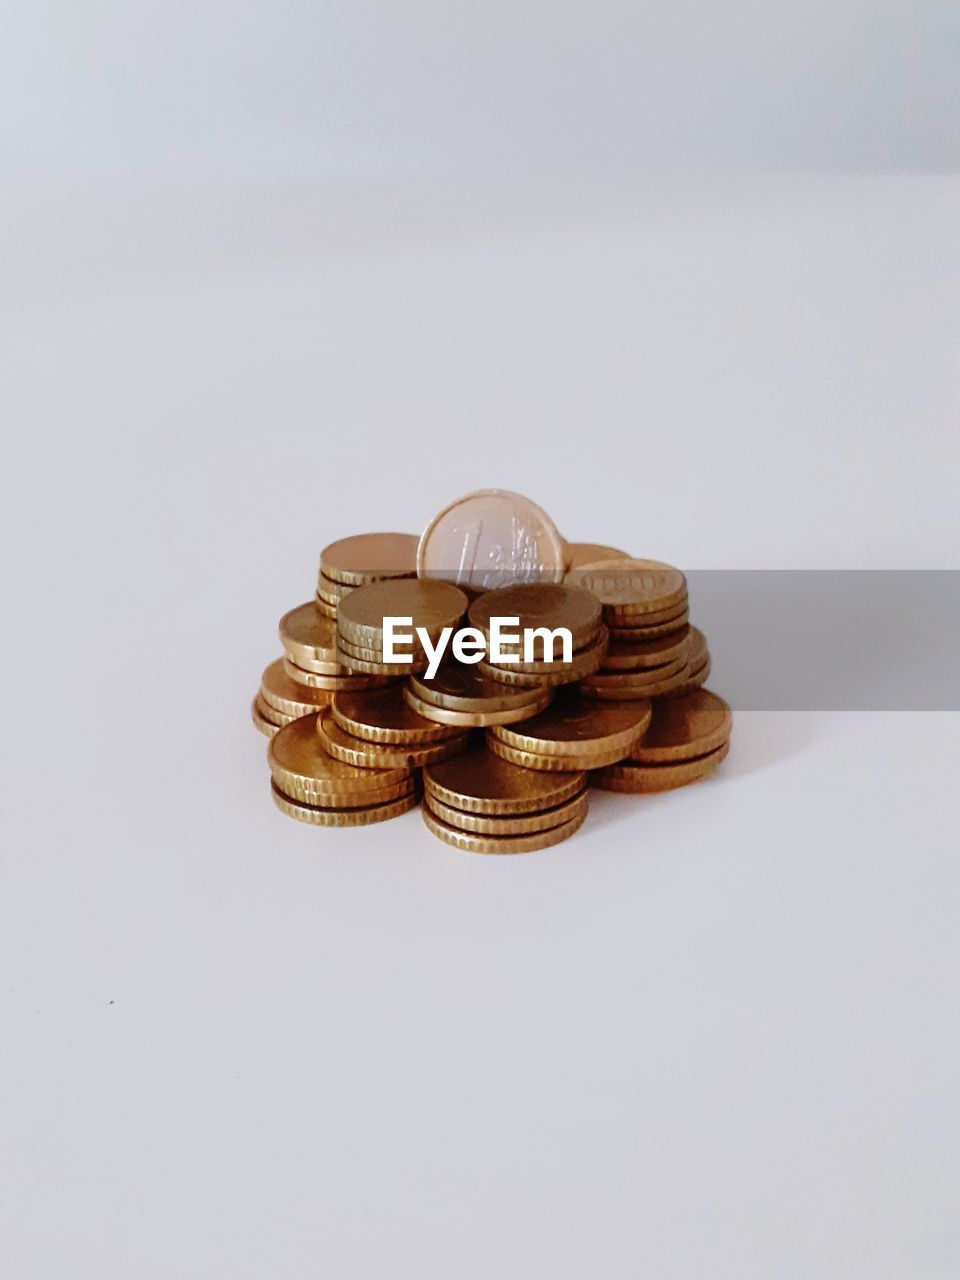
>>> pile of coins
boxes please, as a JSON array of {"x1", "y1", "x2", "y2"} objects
[{"x1": 253, "y1": 489, "x2": 732, "y2": 852}]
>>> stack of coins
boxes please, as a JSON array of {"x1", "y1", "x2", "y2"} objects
[
  {"x1": 422, "y1": 742, "x2": 589, "y2": 853},
  {"x1": 322, "y1": 685, "x2": 470, "y2": 769},
  {"x1": 316, "y1": 532, "x2": 419, "y2": 618},
  {"x1": 594, "y1": 689, "x2": 732, "y2": 793},
  {"x1": 279, "y1": 601, "x2": 392, "y2": 700},
  {"x1": 405, "y1": 663, "x2": 554, "y2": 726},
  {"x1": 486, "y1": 689, "x2": 653, "y2": 771},
  {"x1": 336, "y1": 579, "x2": 468, "y2": 675},
  {"x1": 467, "y1": 584, "x2": 609, "y2": 687}
]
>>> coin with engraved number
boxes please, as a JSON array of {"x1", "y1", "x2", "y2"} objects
[
  {"x1": 424, "y1": 742, "x2": 585, "y2": 814},
  {"x1": 424, "y1": 789, "x2": 588, "y2": 836},
  {"x1": 418, "y1": 489, "x2": 566, "y2": 591},
  {"x1": 269, "y1": 713, "x2": 412, "y2": 795},
  {"x1": 337, "y1": 578, "x2": 468, "y2": 647},
  {"x1": 422, "y1": 804, "x2": 586, "y2": 854},
  {"x1": 403, "y1": 685, "x2": 553, "y2": 728},
  {"x1": 320, "y1": 532, "x2": 419, "y2": 586},
  {"x1": 272, "y1": 782, "x2": 420, "y2": 826},
  {"x1": 565, "y1": 558, "x2": 687, "y2": 618},
  {"x1": 318, "y1": 711, "x2": 469, "y2": 769},
  {"x1": 332, "y1": 684, "x2": 464, "y2": 745},
  {"x1": 489, "y1": 688, "x2": 652, "y2": 757},
  {"x1": 593, "y1": 741, "x2": 729, "y2": 793},
  {"x1": 468, "y1": 583, "x2": 601, "y2": 652}
]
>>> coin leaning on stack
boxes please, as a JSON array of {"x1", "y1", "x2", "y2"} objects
[{"x1": 252, "y1": 490, "x2": 732, "y2": 852}]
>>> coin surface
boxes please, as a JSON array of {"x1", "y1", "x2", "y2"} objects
[
  {"x1": 468, "y1": 583, "x2": 601, "y2": 651},
  {"x1": 337, "y1": 578, "x2": 468, "y2": 646},
  {"x1": 622, "y1": 688, "x2": 732, "y2": 763},
  {"x1": 282, "y1": 658, "x2": 392, "y2": 691},
  {"x1": 486, "y1": 734, "x2": 645, "y2": 773},
  {"x1": 425, "y1": 789, "x2": 588, "y2": 835},
  {"x1": 272, "y1": 782, "x2": 420, "y2": 826},
  {"x1": 422, "y1": 804, "x2": 586, "y2": 854},
  {"x1": 269, "y1": 713, "x2": 412, "y2": 794},
  {"x1": 251, "y1": 697, "x2": 280, "y2": 737},
  {"x1": 565, "y1": 558, "x2": 687, "y2": 618},
  {"x1": 320, "y1": 532, "x2": 419, "y2": 586},
  {"x1": 601, "y1": 625, "x2": 691, "y2": 670},
  {"x1": 278, "y1": 602, "x2": 339, "y2": 666},
  {"x1": 404, "y1": 685, "x2": 553, "y2": 728},
  {"x1": 418, "y1": 489, "x2": 566, "y2": 591},
  {"x1": 332, "y1": 684, "x2": 463, "y2": 745},
  {"x1": 593, "y1": 741, "x2": 729, "y2": 793},
  {"x1": 489, "y1": 688, "x2": 652, "y2": 757},
  {"x1": 410, "y1": 663, "x2": 552, "y2": 713},
  {"x1": 318, "y1": 712, "x2": 469, "y2": 769},
  {"x1": 424, "y1": 742, "x2": 585, "y2": 814},
  {"x1": 564, "y1": 542, "x2": 631, "y2": 570}
]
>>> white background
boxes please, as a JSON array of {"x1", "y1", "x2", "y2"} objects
[{"x1": 2, "y1": 4, "x2": 959, "y2": 1277}]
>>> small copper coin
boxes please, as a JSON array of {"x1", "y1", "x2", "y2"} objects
[
  {"x1": 272, "y1": 772, "x2": 417, "y2": 807},
  {"x1": 332, "y1": 684, "x2": 463, "y2": 745},
  {"x1": 404, "y1": 685, "x2": 553, "y2": 728},
  {"x1": 587, "y1": 652, "x2": 687, "y2": 686},
  {"x1": 424, "y1": 742, "x2": 585, "y2": 815},
  {"x1": 418, "y1": 489, "x2": 566, "y2": 591},
  {"x1": 468, "y1": 583, "x2": 602, "y2": 651},
  {"x1": 622, "y1": 688, "x2": 732, "y2": 763},
  {"x1": 318, "y1": 712, "x2": 469, "y2": 769},
  {"x1": 486, "y1": 734, "x2": 642, "y2": 773},
  {"x1": 481, "y1": 625, "x2": 608, "y2": 676},
  {"x1": 564, "y1": 543, "x2": 631, "y2": 570},
  {"x1": 422, "y1": 805, "x2": 586, "y2": 854},
  {"x1": 489, "y1": 688, "x2": 652, "y2": 757},
  {"x1": 601, "y1": 625, "x2": 691, "y2": 670},
  {"x1": 282, "y1": 658, "x2": 392, "y2": 691},
  {"x1": 565, "y1": 558, "x2": 687, "y2": 618},
  {"x1": 251, "y1": 697, "x2": 280, "y2": 737},
  {"x1": 320, "y1": 532, "x2": 419, "y2": 586},
  {"x1": 278, "y1": 602, "x2": 339, "y2": 667},
  {"x1": 593, "y1": 741, "x2": 730, "y2": 793},
  {"x1": 269, "y1": 713, "x2": 412, "y2": 795},
  {"x1": 337, "y1": 578, "x2": 468, "y2": 646},
  {"x1": 578, "y1": 663, "x2": 690, "y2": 700},
  {"x1": 411, "y1": 663, "x2": 553, "y2": 713},
  {"x1": 272, "y1": 782, "x2": 420, "y2": 826},
  {"x1": 260, "y1": 659, "x2": 334, "y2": 716},
  {"x1": 608, "y1": 608, "x2": 690, "y2": 640},
  {"x1": 425, "y1": 789, "x2": 588, "y2": 836}
]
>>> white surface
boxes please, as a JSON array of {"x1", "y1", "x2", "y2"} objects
[{"x1": 2, "y1": 174, "x2": 958, "y2": 1277}]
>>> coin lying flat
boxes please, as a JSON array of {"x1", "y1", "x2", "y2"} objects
[
  {"x1": 468, "y1": 583, "x2": 602, "y2": 652},
  {"x1": 607, "y1": 608, "x2": 690, "y2": 640},
  {"x1": 251, "y1": 697, "x2": 280, "y2": 738},
  {"x1": 254, "y1": 693, "x2": 295, "y2": 727},
  {"x1": 564, "y1": 543, "x2": 631, "y2": 570},
  {"x1": 418, "y1": 489, "x2": 566, "y2": 591},
  {"x1": 489, "y1": 688, "x2": 652, "y2": 758},
  {"x1": 577, "y1": 664, "x2": 690, "y2": 700},
  {"x1": 337, "y1": 578, "x2": 468, "y2": 647},
  {"x1": 314, "y1": 593, "x2": 338, "y2": 620},
  {"x1": 272, "y1": 772, "x2": 417, "y2": 807},
  {"x1": 476, "y1": 631, "x2": 608, "y2": 687},
  {"x1": 260, "y1": 659, "x2": 335, "y2": 716},
  {"x1": 601, "y1": 625, "x2": 691, "y2": 671},
  {"x1": 404, "y1": 685, "x2": 553, "y2": 728},
  {"x1": 332, "y1": 684, "x2": 463, "y2": 745},
  {"x1": 566, "y1": 559, "x2": 687, "y2": 619},
  {"x1": 410, "y1": 663, "x2": 552, "y2": 713},
  {"x1": 318, "y1": 711, "x2": 469, "y2": 769},
  {"x1": 269, "y1": 713, "x2": 412, "y2": 795},
  {"x1": 320, "y1": 532, "x2": 419, "y2": 586},
  {"x1": 272, "y1": 782, "x2": 420, "y2": 826},
  {"x1": 336, "y1": 646, "x2": 429, "y2": 677},
  {"x1": 424, "y1": 742, "x2": 585, "y2": 814},
  {"x1": 422, "y1": 804, "x2": 586, "y2": 854},
  {"x1": 486, "y1": 734, "x2": 644, "y2": 773},
  {"x1": 622, "y1": 688, "x2": 732, "y2": 763},
  {"x1": 279, "y1": 602, "x2": 340, "y2": 668},
  {"x1": 282, "y1": 658, "x2": 392, "y2": 691},
  {"x1": 425, "y1": 788, "x2": 588, "y2": 836},
  {"x1": 593, "y1": 741, "x2": 730, "y2": 793}
]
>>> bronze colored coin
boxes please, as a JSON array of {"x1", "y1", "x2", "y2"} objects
[
  {"x1": 337, "y1": 578, "x2": 468, "y2": 647},
  {"x1": 602, "y1": 624, "x2": 691, "y2": 671},
  {"x1": 578, "y1": 663, "x2": 690, "y2": 700},
  {"x1": 260, "y1": 658, "x2": 334, "y2": 716},
  {"x1": 566, "y1": 558, "x2": 686, "y2": 618},
  {"x1": 335, "y1": 645, "x2": 429, "y2": 677},
  {"x1": 685, "y1": 626, "x2": 708, "y2": 669},
  {"x1": 476, "y1": 629, "x2": 607, "y2": 687},
  {"x1": 272, "y1": 782, "x2": 420, "y2": 826},
  {"x1": 590, "y1": 652, "x2": 687, "y2": 685},
  {"x1": 489, "y1": 687, "x2": 652, "y2": 757},
  {"x1": 272, "y1": 772, "x2": 417, "y2": 807},
  {"x1": 251, "y1": 697, "x2": 279, "y2": 738},
  {"x1": 422, "y1": 804, "x2": 586, "y2": 854},
  {"x1": 279, "y1": 602, "x2": 339, "y2": 667},
  {"x1": 314, "y1": 593, "x2": 338, "y2": 619},
  {"x1": 269, "y1": 713, "x2": 412, "y2": 795},
  {"x1": 332, "y1": 684, "x2": 463, "y2": 745},
  {"x1": 425, "y1": 788, "x2": 588, "y2": 836},
  {"x1": 318, "y1": 712, "x2": 470, "y2": 769},
  {"x1": 564, "y1": 543, "x2": 631, "y2": 570},
  {"x1": 486, "y1": 734, "x2": 642, "y2": 773},
  {"x1": 418, "y1": 489, "x2": 566, "y2": 591},
  {"x1": 608, "y1": 608, "x2": 690, "y2": 640},
  {"x1": 255, "y1": 692, "x2": 294, "y2": 727},
  {"x1": 337, "y1": 633, "x2": 429, "y2": 663},
  {"x1": 410, "y1": 663, "x2": 552, "y2": 713},
  {"x1": 320, "y1": 532, "x2": 419, "y2": 586},
  {"x1": 625, "y1": 688, "x2": 732, "y2": 763},
  {"x1": 424, "y1": 742, "x2": 585, "y2": 815},
  {"x1": 593, "y1": 741, "x2": 729, "y2": 793},
  {"x1": 468, "y1": 583, "x2": 602, "y2": 652},
  {"x1": 403, "y1": 685, "x2": 553, "y2": 728},
  {"x1": 660, "y1": 653, "x2": 711, "y2": 700},
  {"x1": 282, "y1": 658, "x2": 392, "y2": 690}
]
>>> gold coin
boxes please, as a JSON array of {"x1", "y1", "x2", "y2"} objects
[
  {"x1": 481, "y1": 625, "x2": 608, "y2": 676},
  {"x1": 251, "y1": 697, "x2": 280, "y2": 737},
  {"x1": 625, "y1": 688, "x2": 732, "y2": 763},
  {"x1": 282, "y1": 658, "x2": 392, "y2": 690},
  {"x1": 255, "y1": 692, "x2": 295, "y2": 727},
  {"x1": 337, "y1": 579, "x2": 468, "y2": 647},
  {"x1": 607, "y1": 608, "x2": 690, "y2": 640},
  {"x1": 335, "y1": 645, "x2": 429, "y2": 677},
  {"x1": 593, "y1": 741, "x2": 730, "y2": 793},
  {"x1": 578, "y1": 662, "x2": 690, "y2": 700},
  {"x1": 489, "y1": 688, "x2": 652, "y2": 757},
  {"x1": 425, "y1": 788, "x2": 588, "y2": 835},
  {"x1": 659, "y1": 650, "x2": 711, "y2": 700},
  {"x1": 320, "y1": 532, "x2": 419, "y2": 586},
  {"x1": 318, "y1": 712, "x2": 470, "y2": 769},
  {"x1": 564, "y1": 543, "x2": 631, "y2": 570},
  {"x1": 314, "y1": 593, "x2": 338, "y2": 619},
  {"x1": 467, "y1": 583, "x2": 602, "y2": 651},
  {"x1": 601, "y1": 625, "x2": 691, "y2": 670},
  {"x1": 403, "y1": 685, "x2": 553, "y2": 728},
  {"x1": 278, "y1": 602, "x2": 339, "y2": 667},
  {"x1": 418, "y1": 489, "x2": 566, "y2": 591},
  {"x1": 422, "y1": 804, "x2": 586, "y2": 853},
  {"x1": 410, "y1": 663, "x2": 552, "y2": 713},
  {"x1": 315, "y1": 575, "x2": 349, "y2": 606},
  {"x1": 332, "y1": 684, "x2": 463, "y2": 745},
  {"x1": 272, "y1": 782, "x2": 420, "y2": 826},
  {"x1": 486, "y1": 734, "x2": 643, "y2": 773},
  {"x1": 424, "y1": 742, "x2": 585, "y2": 814},
  {"x1": 272, "y1": 772, "x2": 417, "y2": 807},
  {"x1": 337, "y1": 633, "x2": 429, "y2": 663},
  {"x1": 260, "y1": 658, "x2": 334, "y2": 716},
  {"x1": 588, "y1": 652, "x2": 687, "y2": 685},
  {"x1": 566, "y1": 559, "x2": 687, "y2": 618},
  {"x1": 269, "y1": 713, "x2": 412, "y2": 794}
]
